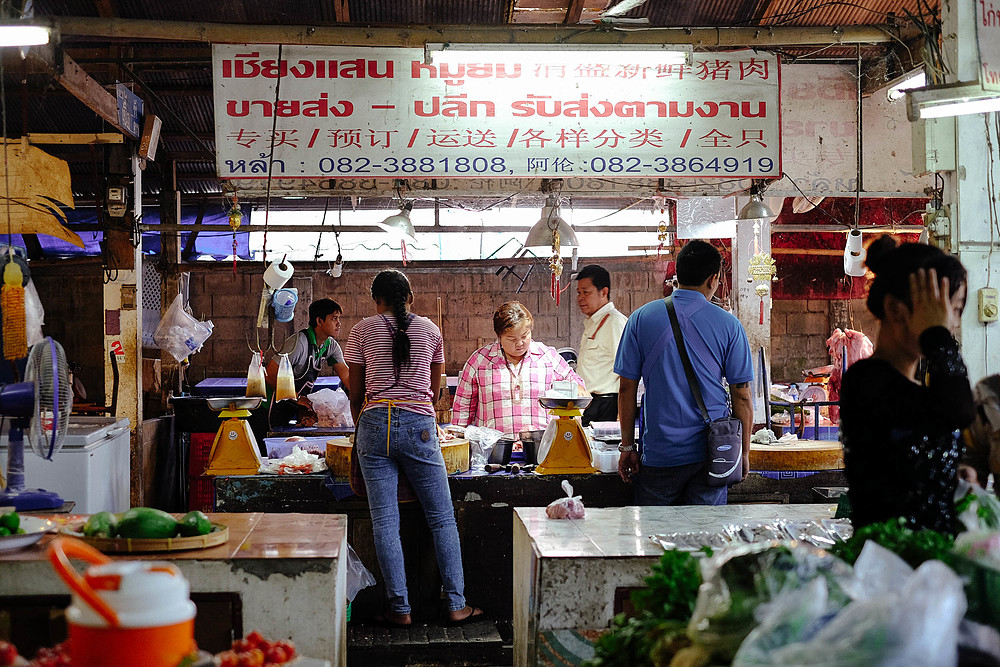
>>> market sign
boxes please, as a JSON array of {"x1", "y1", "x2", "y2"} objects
[
  {"x1": 212, "y1": 45, "x2": 780, "y2": 180},
  {"x1": 976, "y1": 0, "x2": 1000, "y2": 91}
]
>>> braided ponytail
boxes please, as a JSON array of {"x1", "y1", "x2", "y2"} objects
[{"x1": 371, "y1": 270, "x2": 412, "y2": 371}]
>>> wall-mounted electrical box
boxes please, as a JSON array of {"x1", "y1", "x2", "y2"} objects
[
  {"x1": 980, "y1": 287, "x2": 999, "y2": 323},
  {"x1": 912, "y1": 117, "x2": 956, "y2": 176},
  {"x1": 107, "y1": 186, "x2": 127, "y2": 217}
]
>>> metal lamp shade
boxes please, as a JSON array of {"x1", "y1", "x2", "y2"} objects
[
  {"x1": 737, "y1": 195, "x2": 777, "y2": 221},
  {"x1": 376, "y1": 207, "x2": 418, "y2": 244},
  {"x1": 524, "y1": 200, "x2": 579, "y2": 249}
]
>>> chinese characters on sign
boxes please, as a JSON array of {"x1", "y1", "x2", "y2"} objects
[{"x1": 212, "y1": 45, "x2": 780, "y2": 180}]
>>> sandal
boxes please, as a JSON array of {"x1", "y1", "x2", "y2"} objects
[
  {"x1": 371, "y1": 610, "x2": 411, "y2": 628},
  {"x1": 445, "y1": 606, "x2": 485, "y2": 627}
]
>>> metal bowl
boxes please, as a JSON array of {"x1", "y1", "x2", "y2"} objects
[
  {"x1": 538, "y1": 396, "x2": 592, "y2": 410},
  {"x1": 205, "y1": 396, "x2": 264, "y2": 411}
]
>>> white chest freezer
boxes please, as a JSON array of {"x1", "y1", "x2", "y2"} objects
[{"x1": 1, "y1": 417, "x2": 131, "y2": 513}]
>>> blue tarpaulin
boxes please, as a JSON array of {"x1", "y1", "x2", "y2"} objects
[{"x1": 10, "y1": 206, "x2": 251, "y2": 259}]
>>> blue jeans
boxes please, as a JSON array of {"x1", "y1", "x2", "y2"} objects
[
  {"x1": 356, "y1": 407, "x2": 466, "y2": 615},
  {"x1": 634, "y1": 460, "x2": 727, "y2": 506}
]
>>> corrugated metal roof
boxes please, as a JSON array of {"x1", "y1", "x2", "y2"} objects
[
  {"x1": 759, "y1": 0, "x2": 931, "y2": 26},
  {"x1": 348, "y1": 0, "x2": 512, "y2": 24}
]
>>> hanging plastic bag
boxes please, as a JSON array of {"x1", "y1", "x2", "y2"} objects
[
  {"x1": 245, "y1": 351, "x2": 266, "y2": 398},
  {"x1": 153, "y1": 293, "x2": 214, "y2": 362},
  {"x1": 24, "y1": 279, "x2": 44, "y2": 347},
  {"x1": 345, "y1": 543, "x2": 377, "y2": 603},
  {"x1": 274, "y1": 353, "x2": 296, "y2": 401},
  {"x1": 546, "y1": 479, "x2": 585, "y2": 519}
]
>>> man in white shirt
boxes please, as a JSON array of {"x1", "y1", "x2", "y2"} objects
[{"x1": 575, "y1": 265, "x2": 628, "y2": 425}]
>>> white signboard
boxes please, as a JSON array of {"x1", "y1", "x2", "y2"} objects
[
  {"x1": 977, "y1": 0, "x2": 1000, "y2": 91},
  {"x1": 212, "y1": 45, "x2": 780, "y2": 180}
]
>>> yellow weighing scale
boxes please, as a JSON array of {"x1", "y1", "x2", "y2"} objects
[
  {"x1": 535, "y1": 396, "x2": 598, "y2": 475},
  {"x1": 203, "y1": 397, "x2": 264, "y2": 476}
]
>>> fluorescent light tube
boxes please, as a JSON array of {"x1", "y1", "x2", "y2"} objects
[
  {"x1": 0, "y1": 25, "x2": 49, "y2": 47},
  {"x1": 887, "y1": 70, "x2": 925, "y2": 101},
  {"x1": 919, "y1": 96, "x2": 1000, "y2": 118},
  {"x1": 907, "y1": 81, "x2": 1000, "y2": 120}
]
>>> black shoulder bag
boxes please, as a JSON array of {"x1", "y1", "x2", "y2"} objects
[{"x1": 666, "y1": 297, "x2": 744, "y2": 487}]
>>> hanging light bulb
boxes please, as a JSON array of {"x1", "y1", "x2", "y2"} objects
[
  {"x1": 844, "y1": 229, "x2": 867, "y2": 276},
  {"x1": 376, "y1": 201, "x2": 417, "y2": 244},
  {"x1": 736, "y1": 193, "x2": 777, "y2": 222}
]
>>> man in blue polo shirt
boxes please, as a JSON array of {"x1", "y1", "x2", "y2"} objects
[{"x1": 614, "y1": 240, "x2": 754, "y2": 505}]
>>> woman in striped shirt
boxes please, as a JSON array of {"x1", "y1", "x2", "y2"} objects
[
  {"x1": 452, "y1": 301, "x2": 585, "y2": 437},
  {"x1": 346, "y1": 270, "x2": 482, "y2": 627}
]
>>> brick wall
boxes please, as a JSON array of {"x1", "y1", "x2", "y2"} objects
[
  {"x1": 185, "y1": 257, "x2": 666, "y2": 381},
  {"x1": 24, "y1": 258, "x2": 881, "y2": 395},
  {"x1": 769, "y1": 298, "x2": 878, "y2": 381},
  {"x1": 32, "y1": 265, "x2": 106, "y2": 405}
]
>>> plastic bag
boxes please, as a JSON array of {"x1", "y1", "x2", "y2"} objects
[
  {"x1": 956, "y1": 479, "x2": 1000, "y2": 532},
  {"x1": 24, "y1": 279, "x2": 44, "y2": 347},
  {"x1": 465, "y1": 425, "x2": 503, "y2": 468},
  {"x1": 346, "y1": 543, "x2": 377, "y2": 602},
  {"x1": 546, "y1": 479, "x2": 585, "y2": 519},
  {"x1": 258, "y1": 446, "x2": 327, "y2": 474},
  {"x1": 245, "y1": 351, "x2": 266, "y2": 398},
  {"x1": 274, "y1": 353, "x2": 296, "y2": 402},
  {"x1": 733, "y1": 542, "x2": 966, "y2": 667},
  {"x1": 307, "y1": 388, "x2": 354, "y2": 428},
  {"x1": 690, "y1": 542, "x2": 854, "y2": 663},
  {"x1": 153, "y1": 293, "x2": 214, "y2": 362}
]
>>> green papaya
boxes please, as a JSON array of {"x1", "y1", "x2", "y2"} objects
[
  {"x1": 82, "y1": 511, "x2": 118, "y2": 538},
  {"x1": 115, "y1": 507, "x2": 178, "y2": 539},
  {"x1": 177, "y1": 510, "x2": 212, "y2": 537}
]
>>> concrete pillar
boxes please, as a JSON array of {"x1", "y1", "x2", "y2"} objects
[
  {"x1": 103, "y1": 153, "x2": 143, "y2": 507},
  {"x1": 733, "y1": 200, "x2": 772, "y2": 423},
  {"x1": 940, "y1": 0, "x2": 1000, "y2": 384}
]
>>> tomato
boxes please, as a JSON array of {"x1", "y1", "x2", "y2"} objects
[
  {"x1": 238, "y1": 648, "x2": 265, "y2": 667},
  {"x1": 232, "y1": 639, "x2": 252, "y2": 653},
  {"x1": 246, "y1": 631, "x2": 266, "y2": 650},
  {"x1": 0, "y1": 641, "x2": 18, "y2": 666},
  {"x1": 264, "y1": 645, "x2": 288, "y2": 664},
  {"x1": 218, "y1": 650, "x2": 240, "y2": 667},
  {"x1": 275, "y1": 640, "x2": 295, "y2": 659}
]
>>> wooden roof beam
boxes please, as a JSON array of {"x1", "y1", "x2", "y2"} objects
[
  {"x1": 564, "y1": 0, "x2": 586, "y2": 24},
  {"x1": 50, "y1": 52, "x2": 132, "y2": 136}
]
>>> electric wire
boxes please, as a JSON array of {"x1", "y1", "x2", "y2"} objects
[{"x1": 261, "y1": 44, "x2": 284, "y2": 266}]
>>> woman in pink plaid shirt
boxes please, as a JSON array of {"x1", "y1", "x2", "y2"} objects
[{"x1": 452, "y1": 301, "x2": 585, "y2": 436}]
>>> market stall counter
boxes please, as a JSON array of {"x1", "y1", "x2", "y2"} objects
[
  {"x1": 0, "y1": 512, "x2": 347, "y2": 665},
  {"x1": 512, "y1": 504, "x2": 835, "y2": 667}
]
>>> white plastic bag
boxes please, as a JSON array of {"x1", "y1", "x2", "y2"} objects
[
  {"x1": 24, "y1": 279, "x2": 44, "y2": 347},
  {"x1": 546, "y1": 479, "x2": 585, "y2": 519},
  {"x1": 307, "y1": 388, "x2": 354, "y2": 428},
  {"x1": 153, "y1": 293, "x2": 214, "y2": 362},
  {"x1": 346, "y1": 543, "x2": 376, "y2": 602},
  {"x1": 258, "y1": 446, "x2": 327, "y2": 474},
  {"x1": 465, "y1": 425, "x2": 503, "y2": 468},
  {"x1": 733, "y1": 542, "x2": 967, "y2": 667}
]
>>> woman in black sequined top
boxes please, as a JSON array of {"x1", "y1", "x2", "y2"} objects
[{"x1": 840, "y1": 237, "x2": 973, "y2": 534}]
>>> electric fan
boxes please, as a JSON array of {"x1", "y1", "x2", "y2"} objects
[{"x1": 0, "y1": 337, "x2": 74, "y2": 510}]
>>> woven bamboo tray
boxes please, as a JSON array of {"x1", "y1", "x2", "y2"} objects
[{"x1": 59, "y1": 522, "x2": 229, "y2": 553}]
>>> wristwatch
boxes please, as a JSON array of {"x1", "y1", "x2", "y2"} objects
[{"x1": 618, "y1": 443, "x2": 635, "y2": 453}]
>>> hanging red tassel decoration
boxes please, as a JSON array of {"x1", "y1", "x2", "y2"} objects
[
  {"x1": 401, "y1": 240, "x2": 408, "y2": 266},
  {"x1": 759, "y1": 297, "x2": 765, "y2": 325}
]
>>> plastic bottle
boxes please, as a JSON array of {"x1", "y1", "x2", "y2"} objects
[{"x1": 788, "y1": 384, "x2": 799, "y2": 402}]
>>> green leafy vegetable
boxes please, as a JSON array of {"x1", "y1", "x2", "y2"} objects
[
  {"x1": 829, "y1": 518, "x2": 955, "y2": 568},
  {"x1": 583, "y1": 549, "x2": 706, "y2": 667}
]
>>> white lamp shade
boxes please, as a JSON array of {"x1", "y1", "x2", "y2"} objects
[
  {"x1": 376, "y1": 207, "x2": 417, "y2": 244},
  {"x1": 524, "y1": 198, "x2": 579, "y2": 249},
  {"x1": 844, "y1": 229, "x2": 867, "y2": 277}
]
